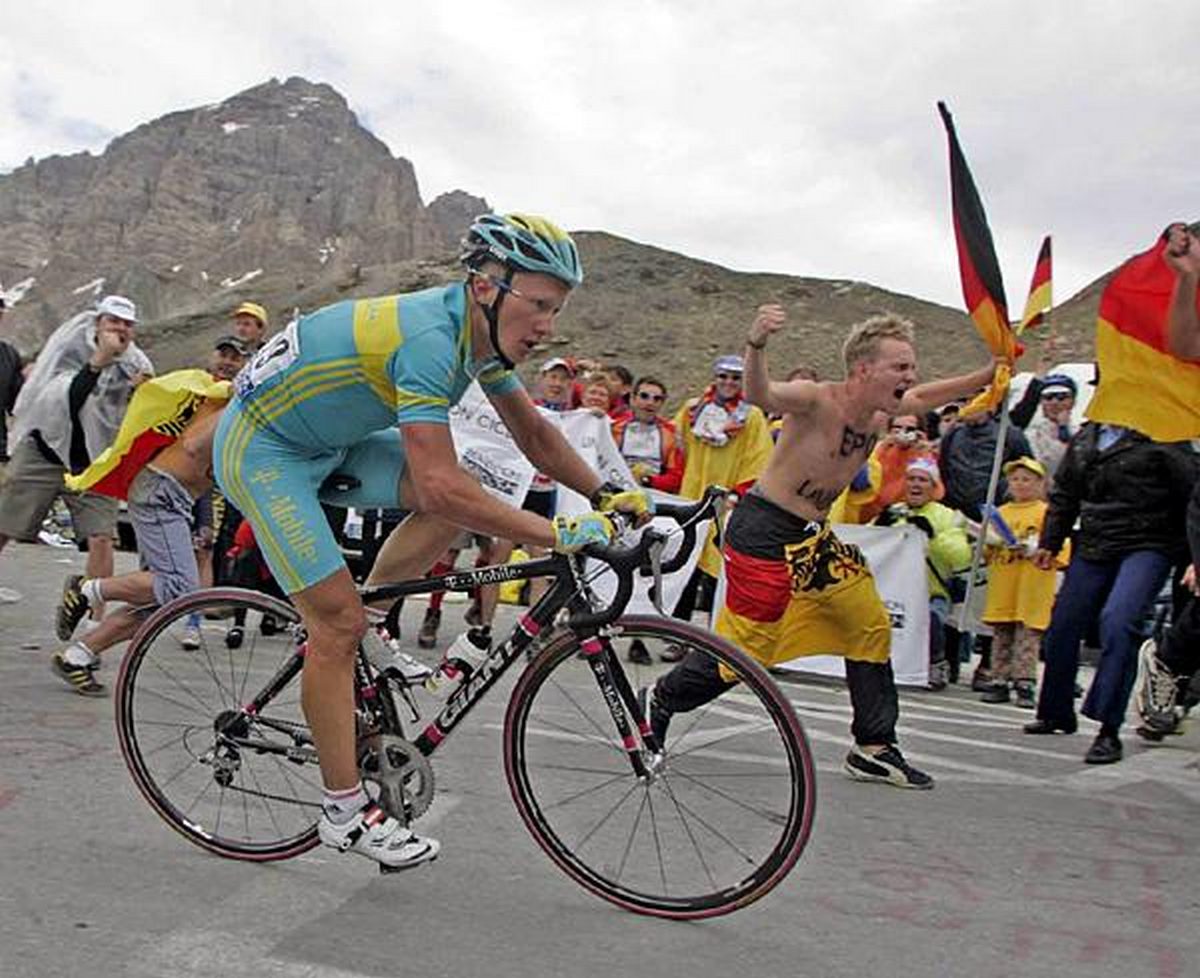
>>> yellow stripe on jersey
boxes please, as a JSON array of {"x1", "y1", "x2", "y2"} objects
[
  {"x1": 395, "y1": 389, "x2": 451, "y2": 413},
  {"x1": 352, "y1": 295, "x2": 403, "y2": 407}
]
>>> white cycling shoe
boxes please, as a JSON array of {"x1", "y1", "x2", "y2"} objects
[{"x1": 318, "y1": 801, "x2": 440, "y2": 870}]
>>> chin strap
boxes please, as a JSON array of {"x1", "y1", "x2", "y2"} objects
[{"x1": 479, "y1": 267, "x2": 516, "y2": 371}]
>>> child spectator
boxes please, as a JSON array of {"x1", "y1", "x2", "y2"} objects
[{"x1": 978, "y1": 457, "x2": 1066, "y2": 708}]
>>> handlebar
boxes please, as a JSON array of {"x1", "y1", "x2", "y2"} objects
[{"x1": 567, "y1": 485, "x2": 727, "y2": 630}]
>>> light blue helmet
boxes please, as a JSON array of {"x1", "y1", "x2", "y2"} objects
[{"x1": 460, "y1": 213, "x2": 583, "y2": 288}]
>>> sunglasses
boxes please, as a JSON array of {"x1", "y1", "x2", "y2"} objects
[
  {"x1": 890, "y1": 424, "x2": 920, "y2": 433},
  {"x1": 1041, "y1": 392, "x2": 1073, "y2": 401},
  {"x1": 714, "y1": 372, "x2": 742, "y2": 382},
  {"x1": 636, "y1": 391, "x2": 665, "y2": 402}
]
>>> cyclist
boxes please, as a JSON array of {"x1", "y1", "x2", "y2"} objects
[
  {"x1": 645, "y1": 304, "x2": 999, "y2": 789},
  {"x1": 213, "y1": 213, "x2": 649, "y2": 870}
]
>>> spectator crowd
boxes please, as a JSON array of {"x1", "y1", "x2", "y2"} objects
[{"x1": 2, "y1": 219, "x2": 1199, "y2": 774}]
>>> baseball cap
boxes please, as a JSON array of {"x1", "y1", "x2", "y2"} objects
[
  {"x1": 540, "y1": 357, "x2": 575, "y2": 376},
  {"x1": 905, "y1": 456, "x2": 942, "y2": 484},
  {"x1": 713, "y1": 354, "x2": 744, "y2": 375},
  {"x1": 96, "y1": 294, "x2": 138, "y2": 323},
  {"x1": 1039, "y1": 373, "x2": 1077, "y2": 396},
  {"x1": 97, "y1": 295, "x2": 137, "y2": 322},
  {"x1": 1003, "y1": 456, "x2": 1047, "y2": 479},
  {"x1": 231, "y1": 301, "x2": 268, "y2": 326},
  {"x1": 214, "y1": 334, "x2": 249, "y2": 355}
]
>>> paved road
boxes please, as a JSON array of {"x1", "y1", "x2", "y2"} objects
[{"x1": 2, "y1": 540, "x2": 1198, "y2": 978}]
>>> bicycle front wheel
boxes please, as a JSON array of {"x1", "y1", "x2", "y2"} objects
[
  {"x1": 504, "y1": 615, "x2": 816, "y2": 919},
  {"x1": 115, "y1": 588, "x2": 321, "y2": 861}
]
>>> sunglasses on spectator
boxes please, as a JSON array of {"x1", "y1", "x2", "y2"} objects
[
  {"x1": 714, "y1": 372, "x2": 742, "y2": 381},
  {"x1": 890, "y1": 424, "x2": 920, "y2": 433},
  {"x1": 636, "y1": 390, "x2": 665, "y2": 402},
  {"x1": 1041, "y1": 391, "x2": 1073, "y2": 401}
]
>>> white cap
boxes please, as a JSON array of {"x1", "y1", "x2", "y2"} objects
[
  {"x1": 96, "y1": 294, "x2": 138, "y2": 323},
  {"x1": 540, "y1": 356, "x2": 575, "y2": 375}
]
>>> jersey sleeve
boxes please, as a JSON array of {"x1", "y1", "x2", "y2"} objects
[
  {"x1": 477, "y1": 363, "x2": 523, "y2": 398},
  {"x1": 389, "y1": 326, "x2": 459, "y2": 426}
]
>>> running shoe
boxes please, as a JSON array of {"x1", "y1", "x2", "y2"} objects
[
  {"x1": 181, "y1": 621, "x2": 202, "y2": 651},
  {"x1": 50, "y1": 651, "x2": 105, "y2": 697},
  {"x1": 56, "y1": 574, "x2": 90, "y2": 641},
  {"x1": 843, "y1": 744, "x2": 934, "y2": 789},
  {"x1": 318, "y1": 802, "x2": 440, "y2": 870},
  {"x1": 1135, "y1": 639, "x2": 1180, "y2": 729}
]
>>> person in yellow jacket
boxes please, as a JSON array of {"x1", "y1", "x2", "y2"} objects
[
  {"x1": 873, "y1": 457, "x2": 972, "y2": 690},
  {"x1": 670, "y1": 354, "x2": 774, "y2": 641},
  {"x1": 979, "y1": 456, "x2": 1067, "y2": 708}
]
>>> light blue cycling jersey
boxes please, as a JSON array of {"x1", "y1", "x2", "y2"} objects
[
  {"x1": 214, "y1": 282, "x2": 523, "y2": 593},
  {"x1": 232, "y1": 283, "x2": 521, "y2": 447}
]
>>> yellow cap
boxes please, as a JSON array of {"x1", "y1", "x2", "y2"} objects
[
  {"x1": 1003, "y1": 456, "x2": 1047, "y2": 479},
  {"x1": 231, "y1": 301, "x2": 268, "y2": 326}
]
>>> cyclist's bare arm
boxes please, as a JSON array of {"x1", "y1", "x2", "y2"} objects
[
  {"x1": 488, "y1": 387, "x2": 604, "y2": 499},
  {"x1": 400, "y1": 422, "x2": 556, "y2": 548}
]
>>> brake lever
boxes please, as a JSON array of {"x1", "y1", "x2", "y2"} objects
[{"x1": 646, "y1": 534, "x2": 666, "y2": 615}]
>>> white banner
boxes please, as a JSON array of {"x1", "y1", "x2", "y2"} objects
[
  {"x1": 717, "y1": 522, "x2": 931, "y2": 687},
  {"x1": 448, "y1": 384, "x2": 704, "y2": 613}
]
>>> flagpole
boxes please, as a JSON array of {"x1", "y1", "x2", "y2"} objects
[{"x1": 956, "y1": 398, "x2": 1011, "y2": 648}]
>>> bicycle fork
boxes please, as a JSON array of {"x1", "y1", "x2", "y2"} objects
[{"x1": 576, "y1": 633, "x2": 663, "y2": 780}]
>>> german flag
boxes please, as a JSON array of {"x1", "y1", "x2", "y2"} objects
[
  {"x1": 938, "y1": 102, "x2": 1015, "y2": 415},
  {"x1": 1085, "y1": 234, "x2": 1200, "y2": 441},
  {"x1": 64, "y1": 369, "x2": 232, "y2": 498},
  {"x1": 1017, "y1": 236, "x2": 1052, "y2": 336}
]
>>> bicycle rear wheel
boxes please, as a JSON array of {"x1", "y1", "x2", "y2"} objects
[
  {"x1": 115, "y1": 588, "x2": 321, "y2": 861},
  {"x1": 504, "y1": 615, "x2": 816, "y2": 919}
]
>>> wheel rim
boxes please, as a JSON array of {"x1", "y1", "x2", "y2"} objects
[
  {"x1": 506, "y1": 619, "x2": 814, "y2": 917},
  {"x1": 116, "y1": 589, "x2": 321, "y2": 859}
]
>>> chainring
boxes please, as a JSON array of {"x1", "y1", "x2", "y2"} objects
[{"x1": 358, "y1": 732, "x2": 435, "y2": 821}]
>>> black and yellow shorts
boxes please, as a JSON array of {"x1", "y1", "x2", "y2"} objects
[{"x1": 714, "y1": 491, "x2": 891, "y2": 667}]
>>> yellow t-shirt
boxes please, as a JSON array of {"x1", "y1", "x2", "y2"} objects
[{"x1": 982, "y1": 499, "x2": 1068, "y2": 630}]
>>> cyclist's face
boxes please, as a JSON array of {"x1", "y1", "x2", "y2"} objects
[{"x1": 496, "y1": 272, "x2": 572, "y2": 363}]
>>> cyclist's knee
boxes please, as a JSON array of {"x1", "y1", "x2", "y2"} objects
[{"x1": 305, "y1": 603, "x2": 368, "y2": 659}]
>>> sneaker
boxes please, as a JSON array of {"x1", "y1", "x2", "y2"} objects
[
  {"x1": 979, "y1": 682, "x2": 1011, "y2": 704},
  {"x1": 927, "y1": 660, "x2": 948, "y2": 691},
  {"x1": 56, "y1": 575, "x2": 90, "y2": 641},
  {"x1": 843, "y1": 744, "x2": 934, "y2": 789},
  {"x1": 638, "y1": 683, "x2": 671, "y2": 746},
  {"x1": 317, "y1": 802, "x2": 440, "y2": 870},
  {"x1": 1135, "y1": 639, "x2": 1180, "y2": 729},
  {"x1": 658, "y1": 642, "x2": 686, "y2": 663},
  {"x1": 417, "y1": 607, "x2": 441, "y2": 649},
  {"x1": 50, "y1": 651, "x2": 105, "y2": 697},
  {"x1": 1014, "y1": 680, "x2": 1037, "y2": 709},
  {"x1": 181, "y1": 617, "x2": 201, "y2": 651},
  {"x1": 225, "y1": 626, "x2": 244, "y2": 649},
  {"x1": 627, "y1": 639, "x2": 652, "y2": 665}
]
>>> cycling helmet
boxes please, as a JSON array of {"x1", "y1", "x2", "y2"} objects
[
  {"x1": 460, "y1": 213, "x2": 583, "y2": 288},
  {"x1": 460, "y1": 213, "x2": 583, "y2": 370}
]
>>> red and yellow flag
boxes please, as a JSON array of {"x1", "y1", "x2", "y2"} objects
[
  {"x1": 1017, "y1": 235, "x2": 1052, "y2": 336},
  {"x1": 937, "y1": 102, "x2": 1015, "y2": 416},
  {"x1": 64, "y1": 369, "x2": 231, "y2": 499},
  {"x1": 1085, "y1": 235, "x2": 1200, "y2": 441}
]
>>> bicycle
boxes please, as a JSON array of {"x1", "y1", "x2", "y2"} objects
[{"x1": 114, "y1": 487, "x2": 816, "y2": 919}]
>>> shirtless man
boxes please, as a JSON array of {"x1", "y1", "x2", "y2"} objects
[
  {"x1": 51, "y1": 387, "x2": 228, "y2": 695},
  {"x1": 645, "y1": 304, "x2": 997, "y2": 788}
]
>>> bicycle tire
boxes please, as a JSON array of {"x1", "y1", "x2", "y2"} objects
[
  {"x1": 115, "y1": 587, "x2": 321, "y2": 861},
  {"x1": 503, "y1": 615, "x2": 816, "y2": 919}
]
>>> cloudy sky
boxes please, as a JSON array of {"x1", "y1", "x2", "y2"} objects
[{"x1": 3, "y1": 1, "x2": 1195, "y2": 309}]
